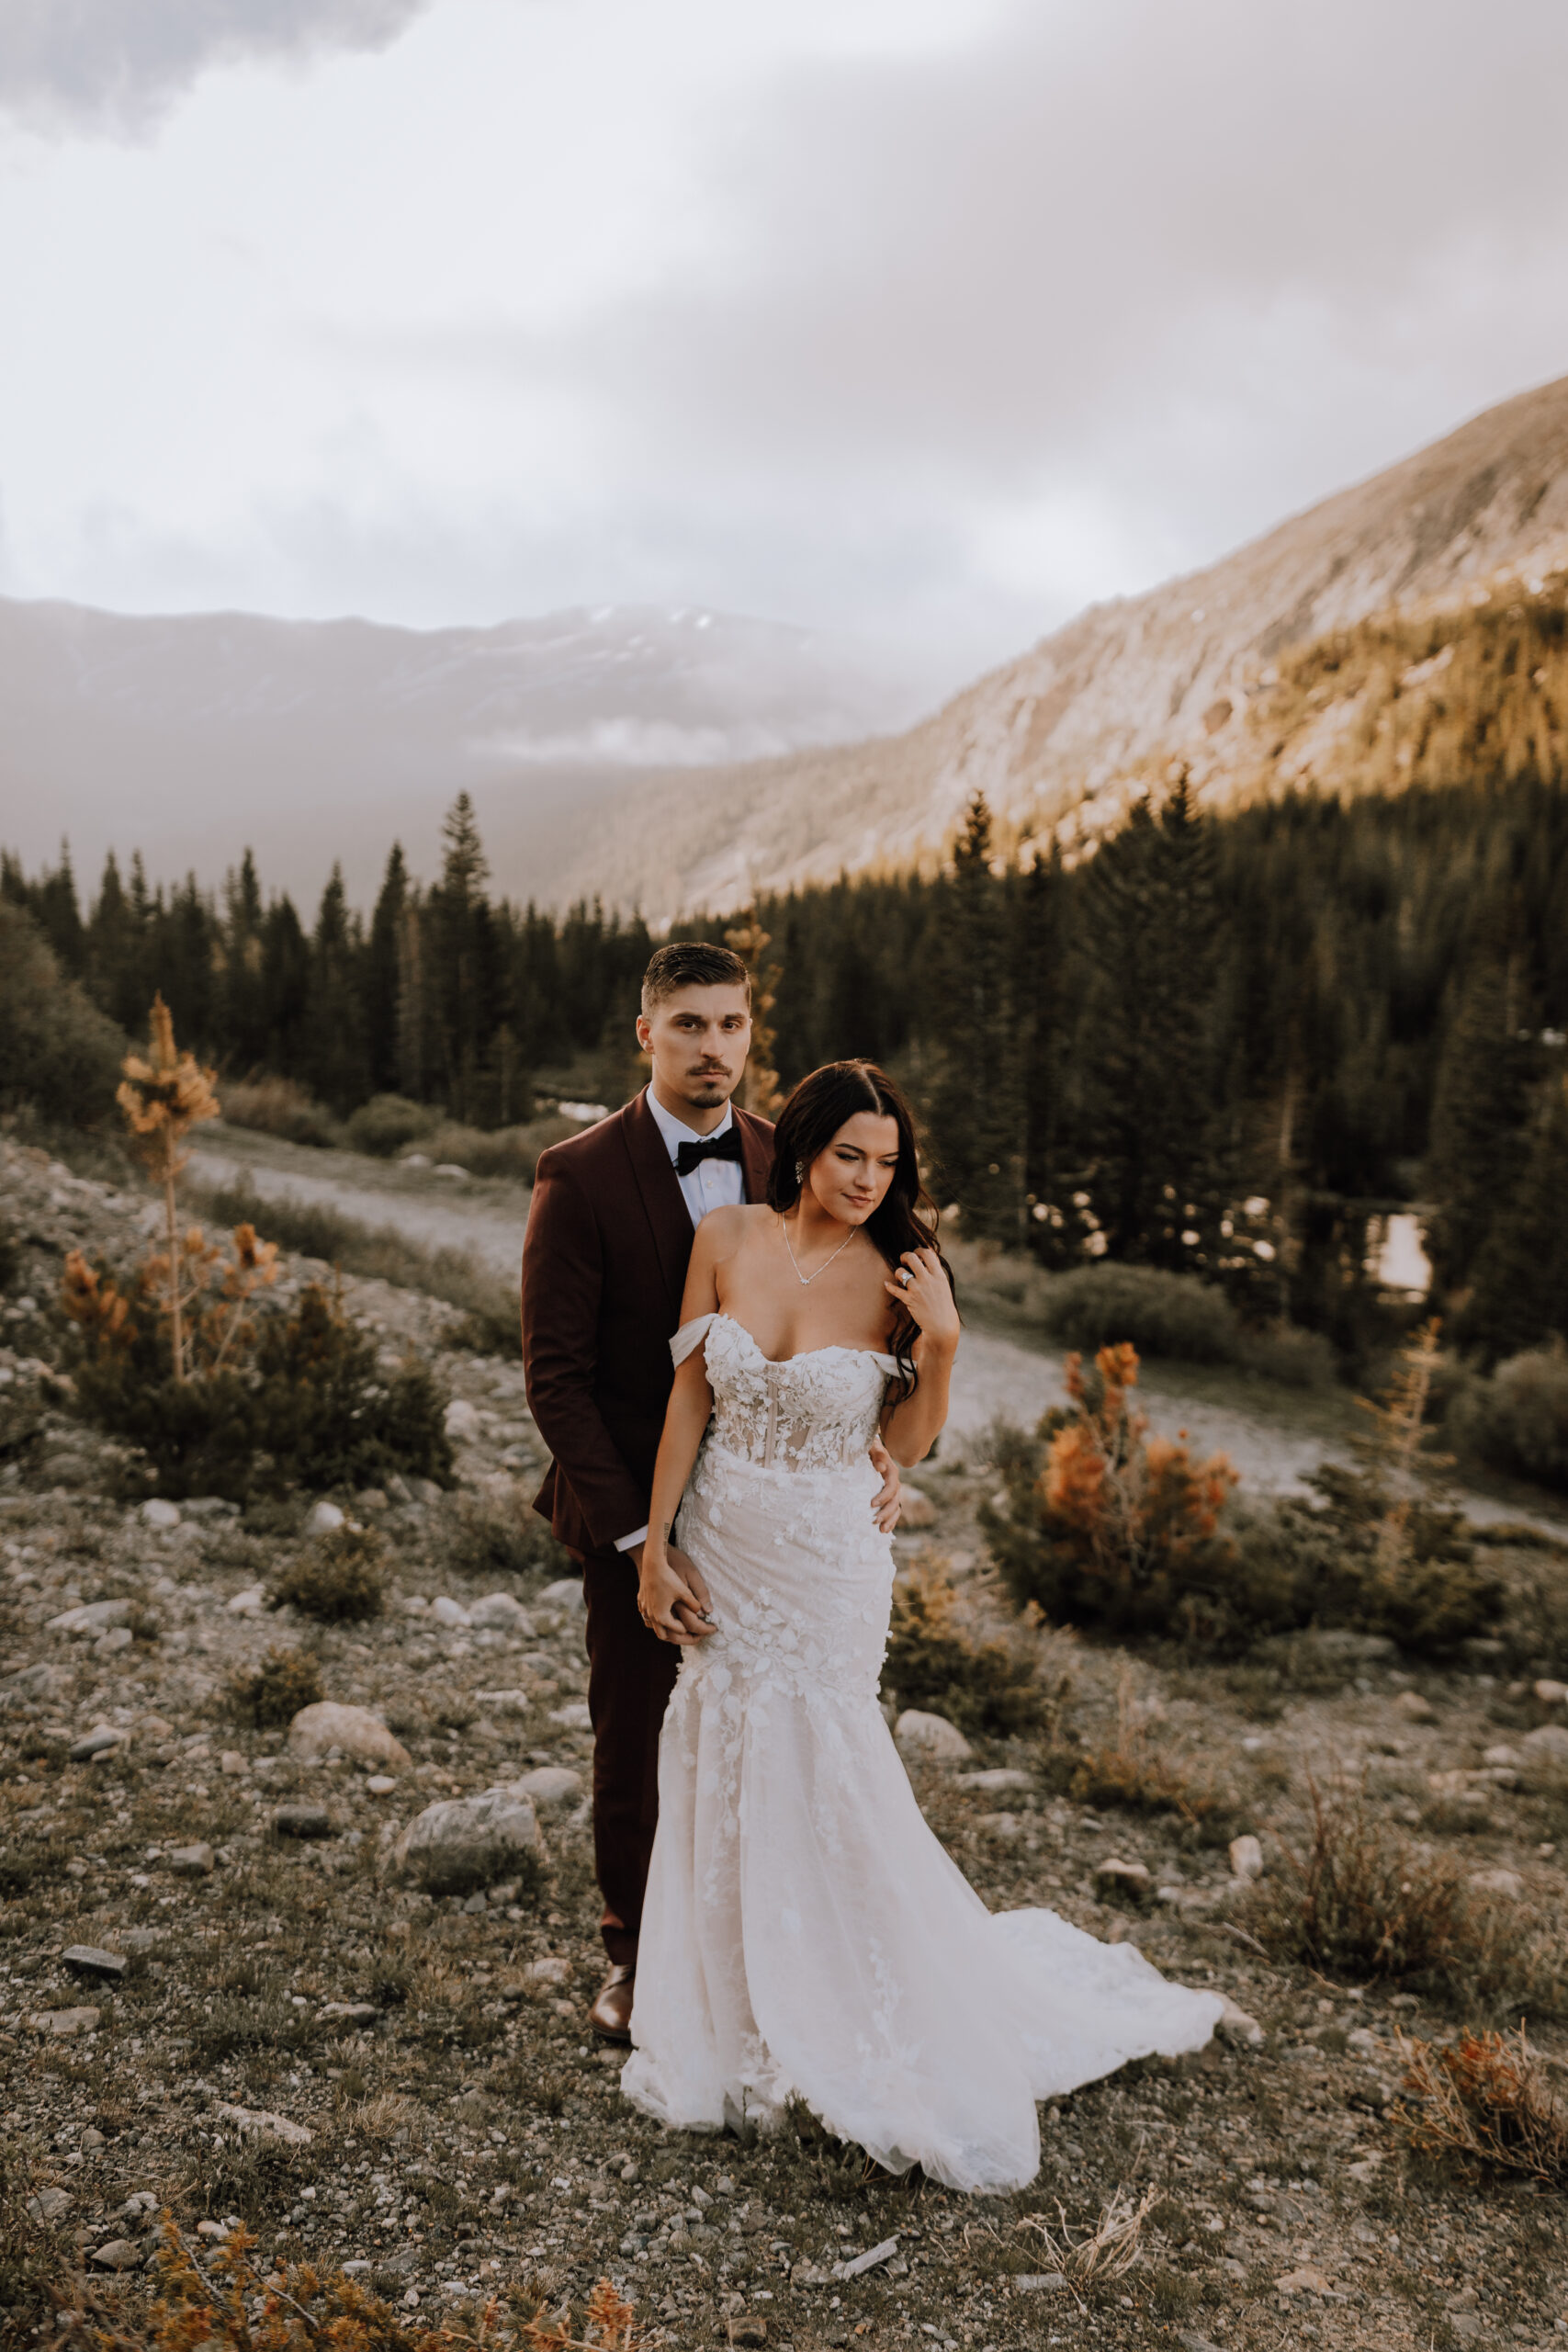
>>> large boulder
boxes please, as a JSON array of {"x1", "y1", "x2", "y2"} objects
[
  {"x1": 389, "y1": 1784, "x2": 547, "y2": 1894},
  {"x1": 469, "y1": 1592, "x2": 536, "y2": 1634},
  {"x1": 288, "y1": 1702, "x2": 412, "y2": 1771},
  {"x1": 513, "y1": 1765, "x2": 583, "y2": 1812},
  {"x1": 894, "y1": 1709, "x2": 973, "y2": 1761}
]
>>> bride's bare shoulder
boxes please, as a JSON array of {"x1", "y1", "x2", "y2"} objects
[{"x1": 692, "y1": 1204, "x2": 763, "y2": 1260}]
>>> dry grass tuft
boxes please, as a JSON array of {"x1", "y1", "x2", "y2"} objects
[
  {"x1": 882, "y1": 1558, "x2": 1070, "y2": 1737},
  {"x1": 1393, "y1": 2026, "x2": 1568, "y2": 2185},
  {"x1": 1015, "y1": 2183, "x2": 1156, "y2": 2283},
  {"x1": 1052, "y1": 1668, "x2": 1233, "y2": 1832}
]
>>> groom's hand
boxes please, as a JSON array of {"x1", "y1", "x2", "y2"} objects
[
  {"x1": 632, "y1": 1541, "x2": 716, "y2": 1645},
  {"x1": 869, "y1": 1439, "x2": 902, "y2": 1533}
]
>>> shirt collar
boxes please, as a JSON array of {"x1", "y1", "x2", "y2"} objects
[{"x1": 645, "y1": 1085, "x2": 735, "y2": 1165}]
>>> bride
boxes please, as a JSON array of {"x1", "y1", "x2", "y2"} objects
[{"x1": 622, "y1": 1059, "x2": 1222, "y2": 2192}]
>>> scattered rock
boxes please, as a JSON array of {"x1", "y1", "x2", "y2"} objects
[
  {"x1": 1216, "y1": 1997, "x2": 1264, "y2": 2049},
  {"x1": 320, "y1": 2001, "x2": 379, "y2": 2024},
  {"x1": 1012, "y1": 2275, "x2": 1069, "y2": 2295},
  {"x1": 227, "y1": 1586, "x2": 266, "y2": 1616},
  {"x1": 536, "y1": 1577, "x2": 585, "y2": 1613},
  {"x1": 1482, "y1": 1743, "x2": 1522, "y2": 1767},
  {"x1": 62, "y1": 1944, "x2": 128, "y2": 1981},
  {"x1": 444, "y1": 1401, "x2": 481, "y2": 1442},
  {"x1": 473, "y1": 1688, "x2": 531, "y2": 1714},
  {"x1": 220, "y1": 1749, "x2": 247, "y2": 1775},
  {"x1": 1534, "y1": 1679, "x2": 1568, "y2": 1709},
  {"x1": 273, "y1": 1804, "x2": 332, "y2": 1839},
  {"x1": 897, "y1": 1488, "x2": 937, "y2": 1529},
  {"x1": 90, "y1": 2240, "x2": 143, "y2": 2271},
  {"x1": 167, "y1": 1844, "x2": 215, "y2": 1876},
  {"x1": 1523, "y1": 1724, "x2": 1568, "y2": 1761},
  {"x1": 468, "y1": 1591, "x2": 536, "y2": 1634},
  {"x1": 68, "y1": 1724, "x2": 126, "y2": 1761},
  {"x1": 389, "y1": 1784, "x2": 547, "y2": 1894},
  {"x1": 288, "y1": 1702, "x2": 412, "y2": 1770},
  {"x1": 1228, "y1": 1834, "x2": 1264, "y2": 1882},
  {"x1": 431, "y1": 1597, "x2": 471, "y2": 1628},
  {"x1": 303, "y1": 1499, "x2": 345, "y2": 1537},
  {"x1": 513, "y1": 1765, "x2": 583, "y2": 1812},
  {"x1": 1276, "y1": 2265, "x2": 1333, "y2": 2297},
  {"x1": 548, "y1": 1701, "x2": 593, "y2": 1731},
  {"x1": 355, "y1": 1489, "x2": 389, "y2": 1513},
  {"x1": 956, "y1": 1768, "x2": 1031, "y2": 1792},
  {"x1": 211, "y1": 2101, "x2": 313, "y2": 2147},
  {"x1": 1094, "y1": 1858, "x2": 1153, "y2": 1905},
  {"x1": 529, "y1": 1956, "x2": 572, "y2": 1984},
  {"x1": 1468, "y1": 1866, "x2": 1524, "y2": 1898},
  {"x1": 1393, "y1": 1690, "x2": 1435, "y2": 1723},
  {"x1": 366, "y1": 1774, "x2": 398, "y2": 1795},
  {"x1": 894, "y1": 1709, "x2": 973, "y2": 1761},
  {"x1": 48, "y1": 1600, "x2": 132, "y2": 1639},
  {"x1": 95, "y1": 1625, "x2": 134, "y2": 1656},
  {"x1": 835, "y1": 2238, "x2": 898, "y2": 2282},
  {"x1": 140, "y1": 1499, "x2": 181, "y2": 1530},
  {"x1": 26, "y1": 2187, "x2": 73, "y2": 2221},
  {"x1": 29, "y1": 2007, "x2": 99, "y2": 2036}
]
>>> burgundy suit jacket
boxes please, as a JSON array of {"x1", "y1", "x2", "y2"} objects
[{"x1": 520, "y1": 1090, "x2": 775, "y2": 1556}]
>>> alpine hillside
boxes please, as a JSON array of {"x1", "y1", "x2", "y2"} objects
[{"x1": 548, "y1": 372, "x2": 1568, "y2": 916}]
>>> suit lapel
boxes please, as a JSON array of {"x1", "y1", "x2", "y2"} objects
[
  {"x1": 738, "y1": 1110, "x2": 774, "y2": 1204},
  {"x1": 622, "y1": 1089, "x2": 694, "y2": 1318}
]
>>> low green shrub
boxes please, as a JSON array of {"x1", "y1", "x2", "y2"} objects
[
  {"x1": 1449, "y1": 1340, "x2": 1568, "y2": 1493},
  {"x1": 229, "y1": 1645, "x2": 325, "y2": 1727},
  {"x1": 446, "y1": 1491, "x2": 571, "y2": 1583},
  {"x1": 273, "y1": 1524, "x2": 387, "y2": 1623},
  {"x1": 1236, "y1": 1322, "x2": 1337, "y2": 1389},
  {"x1": 881, "y1": 1559, "x2": 1066, "y2": 1738},
  {"x1": 71, "y1": 1276, "x2": 455, "y2": 1500},
  {"x1": 344, "y1": 1093, "x2": 440, "y2": 1156},
  {"x1": 0, "y1": 899, "x2": 125, "y2": 1128},
  {"x1": 1041, "y1": 1264, "x2": 1241, "y2": 1363},
  {"x1": 219, "y1": 1075, "x2": 340, "y2": 1147}
]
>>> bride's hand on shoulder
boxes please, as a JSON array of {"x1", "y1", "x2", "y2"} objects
[{"x1": 886, "y1": 1245, "x2": 959, "y2": 1351}]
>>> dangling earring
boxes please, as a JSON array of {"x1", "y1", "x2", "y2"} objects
[{"x1": 794, "y1": 1159, "x2": 806, "y2": 1184}]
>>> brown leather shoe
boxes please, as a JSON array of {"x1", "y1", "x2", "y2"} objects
[{"x1": 589, "y1": 1963, "x2": 635, "y2": 2044}]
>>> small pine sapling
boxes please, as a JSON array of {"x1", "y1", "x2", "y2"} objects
[{"x1": 115, "y1": 993, "x2": 220, "y2": 1379}]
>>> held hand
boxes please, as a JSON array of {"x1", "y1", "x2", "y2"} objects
[
  {"x1": 868, "y1": 1437, "x2": 902, "y2": 1533},
  {"x1": 885, "y1": 1245, "x2": 960, "y2": 1350},
  {"x1": 635, "y1": 1541, "x2": 716, "y2": 1645}
]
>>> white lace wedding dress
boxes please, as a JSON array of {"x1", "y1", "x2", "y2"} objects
[{"x1": 620, "y1": 1312, "x2": 1224, "y2": 2192}]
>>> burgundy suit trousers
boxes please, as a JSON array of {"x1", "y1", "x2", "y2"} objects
[{"x1": 581, "y1": 1544, "x2": 680, "y2": 1967}]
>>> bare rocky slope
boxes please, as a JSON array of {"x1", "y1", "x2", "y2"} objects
[{"x1": 548, "y1": 373, "x2": 1568, "y2": 916}]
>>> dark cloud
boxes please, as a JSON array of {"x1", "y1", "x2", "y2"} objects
[{"x1": 0, "y1": 0, "x2": 434, "y2": 133}]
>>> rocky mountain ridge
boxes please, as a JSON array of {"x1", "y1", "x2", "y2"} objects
[{"x1": 547, "y1": 372, "x2": 1568, "y2": 915}]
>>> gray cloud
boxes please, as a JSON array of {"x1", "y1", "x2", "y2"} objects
[{"x1": 0, "y1": 0, "x2": 434, "y2": 133}]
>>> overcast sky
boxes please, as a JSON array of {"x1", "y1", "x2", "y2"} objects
[{"x1": 3, "y1": 0, "x2": 1568, "y2": 693}]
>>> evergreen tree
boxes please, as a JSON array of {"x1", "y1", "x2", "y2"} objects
[
  {"x1": 1424, "y1": 921, "x2": 1537, "y2": 1299},
  {"x1": 1077, "y1": 776, "x2": 1225, "y2": 1266},
  {"x1": 303, "y1": 864, "x2": 367, "y2": 1110},
  {"x1": 925, "y1": 796, "x2": 1021, "y2": 1244},
  {"x1": 1463, "y1": 1071, "x2": 1568, "y2": 1360},
  {"x1": 261, "y1": 895, "x2": 310, "y2": 1072},
  {"x1": 430, "y1": 793, "x2": 502, "y2": 1121},
  {"x1": 365, "y1": 843, "x2": 408, "y2": 1094},
  {"x1": 220, "y1": 851, "x2": 268, "y2": 1073}
]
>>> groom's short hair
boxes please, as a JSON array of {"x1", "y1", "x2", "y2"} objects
[{"x1": 641, "y1": 940, "x2": 750, "y2": 1011}]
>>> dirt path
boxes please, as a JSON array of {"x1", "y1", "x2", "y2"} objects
[{"x1": 193, "y1": 1126, "x2": 1566, "y2": 1532}]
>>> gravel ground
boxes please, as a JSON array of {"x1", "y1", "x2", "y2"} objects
[{"x1": 3, "y1": 1137, "x2": 1567, "y2": 2352}]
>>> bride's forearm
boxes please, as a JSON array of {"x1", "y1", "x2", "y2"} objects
[
  {"x1": 645, "y1": 1362, "x2": 713, "y2": 1562},
  {"x1": 883, "y1": 1333, "x2": 956, "y2": 1464}
]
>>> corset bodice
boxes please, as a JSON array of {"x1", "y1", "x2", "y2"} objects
[{"x1": 671, "y1": 1311, "x2": 897, "y2": 1471}]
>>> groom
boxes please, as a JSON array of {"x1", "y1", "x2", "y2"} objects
[{"x1": 521, "y1": 940, "x2": 897, "y2": 2041}]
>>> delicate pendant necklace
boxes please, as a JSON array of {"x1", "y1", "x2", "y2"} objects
[{"x1": 780, "y1": 1215, "x2": 857, "y2": 1287}]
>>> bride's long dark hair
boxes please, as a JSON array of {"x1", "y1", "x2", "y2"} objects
[{"x1": 767, "y1": 1059, "x2": 957, "y2": 1397}]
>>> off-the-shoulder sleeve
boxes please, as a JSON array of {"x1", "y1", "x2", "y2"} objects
[
  {"x1": 873, "y1": 1352, "x2": 903, "y2": 1378},
  {"x1": 670, "y1": 1312, "x2": 717, "y2": 1368}
]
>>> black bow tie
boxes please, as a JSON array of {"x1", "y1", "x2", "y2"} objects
[{"x1": 675, "y1": 1126, "x2": 743, "y2": 1176}]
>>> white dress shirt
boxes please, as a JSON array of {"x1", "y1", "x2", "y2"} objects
[{"x1": 615, "y1": 1088, "x2": 747, "y2": 1552}]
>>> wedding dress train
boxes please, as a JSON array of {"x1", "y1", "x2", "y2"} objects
[{"x1": 620, "y1": 1312, "x2": 1224, "y2": 2192}]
